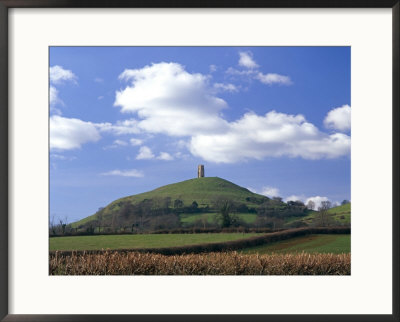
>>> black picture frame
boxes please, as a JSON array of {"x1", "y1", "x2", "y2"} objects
[{"x1": 0, "y1": 1, "x2": 399, "y2": 321}]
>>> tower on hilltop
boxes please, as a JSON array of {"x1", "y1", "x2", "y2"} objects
[{"x1": 197, "y1": 165, "x2": 204, "y2": 178}]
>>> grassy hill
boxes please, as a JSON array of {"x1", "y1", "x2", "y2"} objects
[
  {"x1": 130, "y1": 176, "x2": 267, "y2": 207},
  {"x1": 285, "y1": 203, "x2": 351, "y2": 227},
  {"x1": 69, "y1": 177, "x2": 349, "y2": 233},
  {"x1": 71, "y1": 177, "x2": 272, "y2": 230}
]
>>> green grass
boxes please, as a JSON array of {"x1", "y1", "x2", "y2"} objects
[
  {"x1": 180, "y1": 213, "x2": 257, "y2": 225},
  {"x1": 114, "y1": 177, "x2": 266, "y2": 209},
  {"x1": 71, "y1": 177, "x2": 269, "y2": 229},
  {"x1": 70, "y1": 215, "x2": 96, "y2": 228},
  {"x1": 284, "y1": 203, "x2": 351, "y2": 227},
  {"x1": 241, "y1": 234, "x2": 350, "y2": 254},
  {"x1": 328, "y1": 203, "x2": 350, "y2": 214},
  {"x1": 180, "y1": 213, "x2": 216, "y2": 224},
  {"x1": 50, "y1": 233, "x2": 260, "y2": 251}
]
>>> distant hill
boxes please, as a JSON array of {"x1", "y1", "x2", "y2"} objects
[
  {"x1": 285, "y1": 202, "x2": 351, "y2": 227},
  {"x1": 71, "y1": 177, "x2": 277, "y2": 230},
  {"x1": 69, "y1": 178, "x2": 350, "y2": 233},
  {"x1": 328, "y1": 202, "x2": 350, "y2": 215}
]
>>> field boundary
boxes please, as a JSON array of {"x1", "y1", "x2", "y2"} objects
[{"x1": 50, "y1": 227, "x2": 350, "y2": 256}]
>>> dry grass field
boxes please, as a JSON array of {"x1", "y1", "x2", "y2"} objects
[{"x1": 49, "y1": 251, "x2": 350, "y2": 275}]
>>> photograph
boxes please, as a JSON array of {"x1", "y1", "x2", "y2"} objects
[{"x1": 48, "y1": 46, "x2": 351, "y2": 275}]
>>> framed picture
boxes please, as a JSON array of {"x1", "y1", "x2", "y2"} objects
[{"x1": 1, "y1": 1, "x2": 398, "y2": 321}]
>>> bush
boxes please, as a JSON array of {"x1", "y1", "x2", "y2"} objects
[
  {"x1": 51, "y1": 227, "x2": 350, "y2": 257},
  {"x1": 50, "y1": 251, "x2": 351, "y2": 275}
]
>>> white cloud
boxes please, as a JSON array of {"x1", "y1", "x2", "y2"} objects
[
  {"x1": 50, "y1": 86, "x2": 60, "y2": 106},
  {"x1": 50, "y1": 65, "x2": 77, "y2": 84},
  {"x1": 247, "y1": 186, "x2": 280, "y2": 198},
  {"x1": 49, "y1": 66, "x2": 77, "y2": 117},
  {"x1": 114, "y1": 62, "x2": 229, "y2": 136},
  {"x1": 130, "y1": 138, "x2": 143, "y2": 146},
  {"x1": 227, "y1": 64, "x2": 292, "y2": 87},
  {"x1": 96, "y1": 119, "x2": 140, "y2": 135},
  {"x1": 260, "y1": 186, "x2": 280, "y2": 198},
  {"x1": 51, "y1": 114, "x2": 144, "y2": 151},
  {"x1": 136, "y1": 146, "x2": 155, "y2": 160},
  {"x1": 103, "y1": 139, "x2": 129, "y2": 150},
  {"x1": 305, "y1": 196, "x2": 330, "y2": 210},
  {"x1": 255, "y1": 72, "x2": 292, "y2": 85},
  {"x1": 98, "y1": 96, "x2": 104, "y2": 100},
  {"x1": 113, "y1": 62, "x2": 349, "y2": 163},
  {"x1": 113, "y1": 139, "x2": 128, "y2": 146},
  {"x1": 284, "y1": 195, "x2": 305, "y2": 203},
  {"x1": 324, "y1": 104, "x2": 351, "y2": 131},
  {"x1": 157, "y1": 152, "x2": 174, "y2": 161},
  {"x1": 226, "y1": 67, "x2": 255, "y2": 77},
  {"x1": 174, "y1": 151, "x2": 190, "y2": 160},
  {"x1": 189, "y1": 111, "x2": 351, "y2": 163},
  {"x1": 242, "y1": 192, "x2": 335, "y2": 208},
  {"x1": 176, "y1": 140, "x2": 189, "y2": 149},
  {"x1": 209, "y1": 64, "x2": 217, "y2": 73},
  {"x1": 238, "y1": 51, "x2": 259, "y2": 69},
  {"x1": 50, "y1": 115, "x2": 101, "y2": 150},
  {"x1": 49, "y1": 86, "x2": 62, "y2": 115},
  {"x1": 94, "y1": 78, "x2": 104, "y2": 83},
  {"x1": 100, "y1": 169, "x2": 144, "y2": 177},
  {"x1": 50, "y1": 153, "x2": 77, "y2": 161},
  {"x1": 214, "y1": 83, "x2": 239, "y2": 93}
]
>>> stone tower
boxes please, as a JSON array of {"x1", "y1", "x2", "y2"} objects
[{"x1": 197, "y1": 165, "x2": 204, "y2": 178}]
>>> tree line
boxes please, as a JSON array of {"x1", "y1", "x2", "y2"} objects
[{"x1": 50, "y1": 196, "x2": 349, "y2": 236}]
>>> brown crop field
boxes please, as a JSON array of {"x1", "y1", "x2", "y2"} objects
[{"x1": 49, "y1": 251, "x2": 350, "y2": 275}]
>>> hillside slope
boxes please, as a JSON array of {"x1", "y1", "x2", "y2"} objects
[
  {"x1": 285, "y1": 203, "x2": 351, "y2": 227},
  {"x1": 72, "y1": 177, "x2": 271, "y2": 229}
]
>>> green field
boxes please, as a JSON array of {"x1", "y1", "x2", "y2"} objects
[
  {"x1": 180, "y1": 213, "x2": 257, "y2": 225},
  {"x1": 241, "y1": 234, "x2": 350, "y2": 254},
  {"x1": 50, "y1": 233, "x2": 259, "y2": 251}
]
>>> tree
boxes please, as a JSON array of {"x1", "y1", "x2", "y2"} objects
[
  {"x1": 191, "y1": 201, "x2": 198, "y2": 211},
  {"x1": 96, "y1": 211, "x2": 103, "y2": 233},
  {"x1": 270, "y1": 217, "x2": 284, "y2": 230},
  {"x1": 164, "y1": 197, "x2": 172, "y2": 209},
  {"x1": 173, "y1": 199, "x2": 184, "y2": 209},
  {"x1": 111, "y1": 213, "x2": 116, "y2": 232},
  {"x1": 306, "y1": 200, "x2": 316, "y2": 210},
  {"x1": 213, "y1": 197, "x2": 235, "y2": 228},
  {"x1": 59, "y1": 216, "x2": 68, "y2": 235},
  {"x1": 49, "y1": 216, "x2": 57, "y2": 236},
  {"x1": 341, "y1": 200, "x2": 350, "y2": 205},
  {"x1": 134, "y1": 199, "x2": 152, "y2": 231},
  {"x1": 317, "y1": 201, "x2": 332, "y2": 227},
  {"x1": 320, "y1": 200, "x2": 332, "y2": 210}
]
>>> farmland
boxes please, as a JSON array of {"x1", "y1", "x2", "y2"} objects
[
  {"x1": 241, "y1": 234, "x2": 350, "y2": 254},
  {"x1": 49, "y1": 232, "x2": 259, "y2": 251},
  {"x1": 50, "y1": 228, "x2": 350, "y2": 254},
  {"x1": 49, "y1": 228, "x2": 351, "y2": 275}
]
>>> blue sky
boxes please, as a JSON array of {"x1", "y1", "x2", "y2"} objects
[{"x1": 49, "y1": 47, "x2": 351, "y2": 223}]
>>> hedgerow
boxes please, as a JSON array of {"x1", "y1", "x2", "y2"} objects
[{"x1": 50, "y1": 251, "x2": 350, "y2": 275}]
